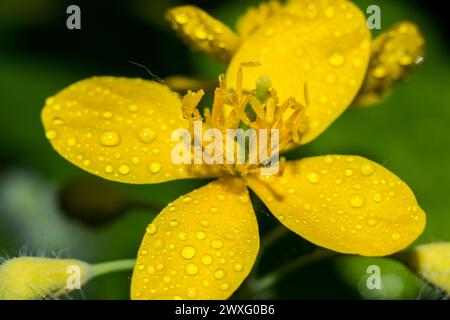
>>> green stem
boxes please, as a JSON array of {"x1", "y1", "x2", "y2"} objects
[
  {"x1": 251, "y1": 248, "x2": 337, "y2": 293},
  {"x1": 89, "y1": 259, "x2": 136, "y2": 279}
]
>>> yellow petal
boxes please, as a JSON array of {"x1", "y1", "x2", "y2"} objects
[
  {"x1": 247, "y1": 155, "x2": 425, "y2": 256},
  {"x1": 166, "y1": 6, "x2": 241, "y2": 64},
  {"x1": 354, "y1": 21, "x2": 425, "y2": 107},
  {"x1": 236, "y1": 0, "x2": 282, "y2": 38},
  {"x1": 42, "y1": 76, "x2": 218, "y2": 184},
  {"x1": 227, "y1": 0, "x2": 371, "y2": 144},
  {"x1": 131, "y1": 177, "x2": 259, "y2": 300},
  {"x1": 401, "y1": 243, "x2": 450, "y2": 293},
  {"x1": 0, "y1": 257, "x2": 88, "y2": 300}
]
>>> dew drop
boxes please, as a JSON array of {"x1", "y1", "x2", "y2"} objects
[
  {"x1": 169, "y1": 219, "x2": 179, "y2": 227},
  {"x1": 373, "y1": 193, "x2": 383, "y2": 203},
  {"x1": 181, "y1": 246, "x2": 196, "y2": 259},
  {"x1": 186, "y1": 287, "x2": 197, "y2": 298},
  {"x1": 119, "y1": 164, "x2": 130, "y2": 175},
  {"x1": 201, "y1": 254, "x2": 213, "y2": 265},
  {"x1": 196, "y1": 231, "x2": 206, "y2": 240},
  {"x1": 349, "y1": 195, "x2": 365, "y2": 208},
  {"x1": 211, "y1": 240, "x2": 224, "y2": 249},
  {"x1": 220, "y1": 282, "x2": 230, "y2": 291},
  {"x1": 138, "y1": 128, "x2": 156, "y2": 143},
  {"x1": 149, "y1": 161, "x2": 161, "y2": 173},
  {"x1": 185, "y1": 263, "x2": 199, "y2": 275},
  {"x1": 234, "y1": 263, "x2": 243, "y2": 272},
  {"x1": 344, "y1": 169, "x2": 354, "y2": 177},
  {"x1": 100, "y1": 131, "x2": 121, "y2": 147},
  {"x1": 324, "y1": 156, "x2": 334, "y2": 164},
  {"x1": 131, "y1": 157, "x2": 140, "y2": 165},
  {"x1": 391, "y1": 233, "x2": 401, "y2": 241},
  {"x1": 328, "y1": 52, "x2": 345, "y2": 67},
  {"x1": 210, "y1": 206, "x2": 219, "y2": 214},
  {"x1": 360, "y1": 163, "x2": 375, "y2": 176},
  {"x1": 102, "y1": 111, "x2": 113, "y2": 119},
  {"x1": 104, "y1": 165, "x2": 114, "y2": 173},
  {"x1": 178, "y1": 232, "x2": 188, "y2": 241},
  {"x1": 306, "y1": 171, "x2": 320, "y2": 184},
  {"x1": 214, "y1": 269, "x2": 226, "y2": 280},
  {"x1": 194, "y1": 28, "x2": 207, "y2": 40},
  {"x1": 146, "y1": 223, "x2": 157, "y2": 235},
  {"x1": 174, "y1": 12, "x2": 188, "y2": 24},
  {"x1": 368, "y1": 219, "x2": 377, "y2": 226},
  {"x1": 182, "y1": 196, "x2": 192, "y2": 203},
  {"x1": 45, "y1": 130, "x2": 57, "y2": 140}
]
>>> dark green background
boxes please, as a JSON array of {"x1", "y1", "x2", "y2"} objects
[{"x1": 0, "y1": 0, "x2": 449, "y2": 299}]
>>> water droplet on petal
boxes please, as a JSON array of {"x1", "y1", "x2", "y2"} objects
[
  {"x1": 185, "y1": 263, "x2": 199, "y2": 275},
  {"x1": 46, "y1": 130, "x2": 57, "y2": 140},
  {"x1": 178, "y1": 232, "x2": 188, "y2": 241},
  {"x1": 328, "y1": 52, "x2": 345, "y2": 67},
  {"x1": 149, "y1": 161, "x2": 161, "y2": 173},
  {"x1": 100, "y1": 131, "x2": 121, "y2": 146},
  {"x1": 196, "y1": 231, "x2": 206, "y2": 240},
  {"x1": 391, "y1": 233, "x2": 401, "y2": 241},
  {"x1": 373, "y1": 193, "x2": 383, "y2": 202},
  {"x1": 211, "y1": 240, "x2": 223, "y2": 249},
  {"x1": 368, "y1": 219, "x2": 377, "y2": 226},
  {"x1": 220, "y1": 282, "x2": 230, "y2": 291},
  {"x1": 214, "y1": 269, "x2": 226, "y2": 280},
  {"x1": 201, "y1": 254, "x2": 213, "y2": 265},
  {"x1": 234, "y1": 263, "x2": 243, "y2": 272},
  {"x1": 138, "y1": 128, "x2": 156, "y2": 143},
  {"x1": 174, "y1": 12, "x2": 188, "y2": 24},
  {"x1": 349, "y1": 195, "x2": 365, "y2": 208},
  {"x1": 181, "y1": 246, "x2": 196, "y2": 259},
  {"x1": 102, "y1": 111, "x2": 113, "y2": 119},
  {"x1": 210, "y1": 206, "x2": 218, "y2": 213},
  {"x1": 169, "y1": 219, "x2": 179, "y2": 227},
  {"x1": 344, "y1": 169, "x2": 354, "y2": 177},
  {"x1": 306, "y1": 171, "x2": 320, "y2": 184},
  {"x1": 119, "y1": 164, "x2": 130, "y2": 175},
  {"x1": 186, "y1": 287, "x2": 197, "y2": 298},
  {"x1": 182, "y1": 196, "x2": 192, "y2": 203},
  {"x1": 146, "y1": 223, "x2": 157, "y2": 234},
  {"x1": 360, "y1": 163, "x2": 375, "y2": 176},
  {"x1": 104, "y1": 165, "x2": 114, "y2": 173}
]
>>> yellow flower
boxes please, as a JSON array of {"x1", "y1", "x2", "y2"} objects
[
  {"x1": 167, "y1": 0, "x2": 424, "y2": 110},
  {"x1": 41, "y1": 0, "x2": 426, "y2": 299}
]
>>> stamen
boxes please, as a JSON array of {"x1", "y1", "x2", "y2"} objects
[{"x1": 181, "y1": 63, "x2": 309, "y2": 177}]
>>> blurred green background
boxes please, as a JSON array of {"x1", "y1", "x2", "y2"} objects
[{"x1": 0, "y1": 0, "x2": 449, "y2": 299}]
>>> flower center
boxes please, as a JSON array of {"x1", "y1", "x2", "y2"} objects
[{"x1": 181, "y1": 63, "x2": 309, "y2": 177}]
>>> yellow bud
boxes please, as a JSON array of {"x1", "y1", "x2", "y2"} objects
[
  {"x1": 401, "y1": 243, "x2": 450, "y2": 293},
  {"x1": 0, "y1": 257, "x2": 89, "y2": 300}
]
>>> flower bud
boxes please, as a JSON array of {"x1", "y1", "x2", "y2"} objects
[
  {"x1": 0, "y1": 257, "x2": 89, "y2": 300},
  {"x1": 401, "y1": 243, "x2": 450, "y2": 293}
]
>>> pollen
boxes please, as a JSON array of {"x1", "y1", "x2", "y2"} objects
[{"x1": 180, "y1": 63, "x2": 309, "y2": 177}]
